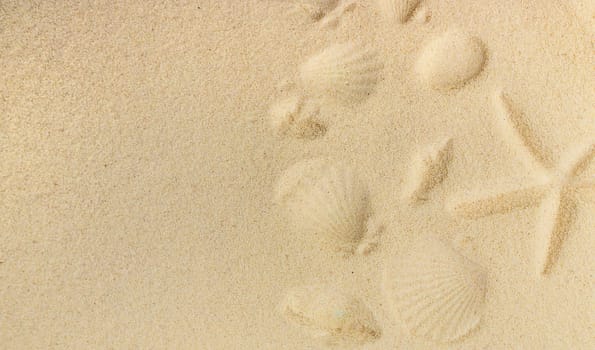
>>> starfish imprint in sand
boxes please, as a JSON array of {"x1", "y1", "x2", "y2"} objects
[{"x1": 449, "y1": 90, "x2": 595, "y2": 275}]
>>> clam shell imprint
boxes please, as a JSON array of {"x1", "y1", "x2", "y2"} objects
[{"x1": 415, "y1": 30, "x2": 486, "y2": 91}]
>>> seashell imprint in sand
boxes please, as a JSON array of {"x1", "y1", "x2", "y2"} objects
[
  {"x1": 318, "y1": 0, "x2": 357, "y2": 29},
  {"x1": 299, "y1": 43, "x2": 383, "y2": 104},
  {"x1": 279, "y1": 285, "x2": 382, "y2": 346},
  {"x1": 376, "y1": 0, "x2": 421, "y2": 23},
  {"x1": 269, "y1": 95, "x2": 326, "y2": 139},
  {"x1": 402, "y1": 138, "x2": 453, "y2": 203},
  {"x1": 383, "y1": 237, "x2": 487, "y2": 342},
  {"x1": 291, "y1": 0, "x2": 340, "y2": 21},
  {"x1": 275, "y1": 159, "x2": 372, "y2": 253},
  {"x1": 415, "y1": 30, "x2": 487, "y2": 91}
]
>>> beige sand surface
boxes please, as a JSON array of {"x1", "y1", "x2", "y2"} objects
[{"x1": 1, "y1": 1, "x2": 593, "y2": 349}]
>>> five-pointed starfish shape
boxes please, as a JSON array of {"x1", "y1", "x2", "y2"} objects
[{"x1": 449, "y1": 91, "x2": 595, "y2": 275}]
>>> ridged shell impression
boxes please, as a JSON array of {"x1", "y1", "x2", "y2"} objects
[
  {"x1": 377, "y1": 0, "x2": 421, "y2": 23},
  {"x1": 279, "y1": 285, "x2": 382, "y2": 346},
  {"x1": 415, "y1": 30, "x2": 486, "y2": 91},
  {"x1": 299, "y1": 43, "x2": 383, "y2": 104},
  {"x1": 383, "y1": 237, "x2": 487, "y2": 342},
  {"x1": 274, "y1": 159, "x2": 369, "y2": 253}
]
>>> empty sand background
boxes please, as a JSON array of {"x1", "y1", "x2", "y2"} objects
[{"x1": 1, "y1": 1, "x2": 593, "y2": 349}]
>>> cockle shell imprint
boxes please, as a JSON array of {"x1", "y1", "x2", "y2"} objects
[
  {"x1": 290, "y1": 0, "x2": 340, "y2": 20},
  {"x1": 279, "y1": 285, "x2": 382, "y2": 346},
  {"x1": 269, "y1": 95, "x2": 326, "y2": 139},
  {"x1": 299, "y1": 43, "x2": 383, "y2": 104},
  {"x1": 402, "y1": 138, "x2": 453, "y2": 203},
  {"x1": 377, "y1": 0, "x2": 421, "y2": 23},
  {"x1": 274, "y1": 159, "x2": 376, "y2": 254},
  {"x1": 383, "y1": 237, "x2": 487, "y2": 342},
  {"x1": 415, "y1": 30, "x2": 487, "y2": 91}
]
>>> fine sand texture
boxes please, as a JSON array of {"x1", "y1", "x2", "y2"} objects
[{"x1": 1, "y1": 1, "x2": 594, "y2": 349}]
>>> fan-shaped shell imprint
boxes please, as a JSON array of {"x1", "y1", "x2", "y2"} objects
[
  {"x1": 274, "y1": 159, "x2": 370, "y2": 253},
  {"x1": 279, "y1": 285, "x2": 382, "y2": 345},
  {"x1": 415, "y1": 30, "x2": 486, "y2": 91},
  {"x1": 300, "y1": 43, "x2": 383, "y2": 104},
  {"x1": 383, "y1": 237, "x2": 487, "y2": 342},
  {"x1": 377, "y1": 0, "x2": 421, "y2": 23}
]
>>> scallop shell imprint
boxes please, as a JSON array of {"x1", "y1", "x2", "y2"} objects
[
  {"x1": 279, "y1": 285, "x2": 382, "y2": 346},
  {"x1": 415, "y1": 30, "x2": 486, "y2": 91},
  {"x1": 383, "y1": 237, "x2": 487, "y2": 342},
  {"x1": 300, "y1": 43, "x2": 383, "y2": 104},
  {"x1": 377, "y1": 0, "x2": 421, "y2": 23},
  {"x1": 275, "y1": 159, "x2": 370, "y2": 253}
]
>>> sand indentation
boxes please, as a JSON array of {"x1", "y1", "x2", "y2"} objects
[
  {"x1": 376, "y1": 0, "x2": 421, "y2": 23},
  {"x1": 275, "y1": 159, "x2": 377, "y2": 254},
  {"x1": 269, "y1": 95, "x2": 326, "y2": 139},
  {"x1": 318, "y1": 0, "x2": 356, "y2": 29},
  {"x1": 299, "y1": 43, "x2": 383, "y2": 104},
  {"x1": 402, "y1": 138, "x2": 453, "y2": 203},
  {"x1": 383, "y1": 237, "x2": 487, "y2": 343},
  {"x1": 450, "y1": 90, "x2": 595, "y2": 275},
  {"x1": 290, "y1": 0, "x2": 340, "y2": 21},
  {"x1": 279, "y1": 285, "x2": 382, "y2": 346},
  {"x1": 415, "y1": 30, "x2": 486, "y2": 91},
  {"x1": 493, "y1": 92, "x2": 552, "y2": 173},
  {"x1": 448, "y1": 183, "x2": 548, "y2": 219}
]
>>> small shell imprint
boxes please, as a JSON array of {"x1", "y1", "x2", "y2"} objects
[
  {"x1": 269, "y1": 95, "x2": 326, "y2": 139},
  {"x1": 377, "y1": 0, "x2": 421, "y2": 23},
  {"x1": 402, "y1": 138, "x2": 453, "y2": 203},
  {"x1": 275, "y1": 159, "x2": 370, "y2": 253},
  {"x1": 300, "y1": 43, "x2": 383, "y2": 104},
  {"x1": 383, "y1": 237, "x2": 487, "y2": 342},
  {"x1": 293, "y1": 0, "x2": 340, "y2": 20},
  {"x1": 279, "y1": 285, "x2": 382, "y2": 346},
  {"x1": 415, "y1": 30, "x2": 486, "y2": 91}
]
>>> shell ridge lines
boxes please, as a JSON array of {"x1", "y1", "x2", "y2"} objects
[
  {"x1": 419, "y1": 282, "x2": 471, "y2": 337},
  {"x1": 377, "y1": 0, "x2": 421, "y2": 23},
  {"x1": 275, "y1": 159, "x2": 373, "y2": 254},
  {"x1": 383, "y1": 237, "x2": 487, "y2": 342},
  {"x1": 300, "y1": 43, "x2": 383, "y2": 104}
]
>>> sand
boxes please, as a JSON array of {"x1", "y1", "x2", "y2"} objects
[{"x1": 1, "y1": 0, "x2": 593, "y2": 349}]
